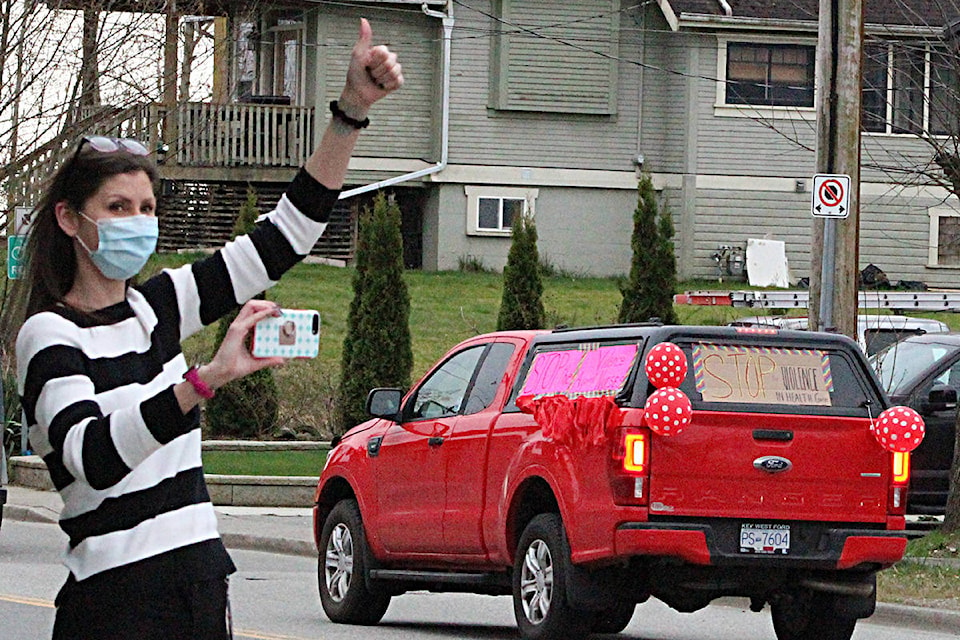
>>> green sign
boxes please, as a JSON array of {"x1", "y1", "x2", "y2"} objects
[{"x1": 8, "y1": 235, "x2": 26, "y2": 280}]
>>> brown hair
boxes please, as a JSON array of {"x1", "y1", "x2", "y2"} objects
[{"x1": 2, "y1": 142, "x2": 159, "y2": 334}]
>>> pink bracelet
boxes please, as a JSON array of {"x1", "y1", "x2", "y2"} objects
[{"x1": 184, "y1": 366, "x2": 216, "y2": 399}]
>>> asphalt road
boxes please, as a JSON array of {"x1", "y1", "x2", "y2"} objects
[{"x1": 1, "y1": 520, "x2": 956, "y2": 640}]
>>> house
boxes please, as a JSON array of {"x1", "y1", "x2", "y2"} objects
[{"x1": 14, "y1": 1, "x2": 960, "y2": 283}]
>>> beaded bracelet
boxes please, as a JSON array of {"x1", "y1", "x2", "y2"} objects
[
  {"x1": 184, "y1": 366, "x2": 216, "y2": 399},
  {"x1": 329, "y1": 100, "x2": 370, "y2": 129}
]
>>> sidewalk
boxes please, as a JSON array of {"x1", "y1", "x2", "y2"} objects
[
  {"x1": 2, "y1": 484, "x2": 316, "y2": 557},
  {"x1": 4, "y1": 485, "x2": 959, "y2": 635}
]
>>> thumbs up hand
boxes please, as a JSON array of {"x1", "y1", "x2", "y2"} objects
[{"x1": 342, "y1": 18, "x2": 404, "y2": 113}]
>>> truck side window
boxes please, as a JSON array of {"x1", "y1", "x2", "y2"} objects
[
  {"x1": 463, "y1": 343, "x2": 516, "y2": 415},
  {"x1": 411, "y1": 346, "x2": 486, "y2": 420}
]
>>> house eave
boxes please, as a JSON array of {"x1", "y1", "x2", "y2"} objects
[{"x1": 677, "y1": 12, "x2": 942, "y2": 38}]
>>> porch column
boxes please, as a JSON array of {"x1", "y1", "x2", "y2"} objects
[{"x1": 162, "y1": 0, "x2": 180, "y2": 150}]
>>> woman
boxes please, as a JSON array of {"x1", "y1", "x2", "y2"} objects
[{"x1": 13, "y1": 18, "x2": 401, "y2": 640}]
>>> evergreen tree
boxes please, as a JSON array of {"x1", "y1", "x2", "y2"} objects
[
  {"x1": 336, "y1": 192, "x2": 413, "y2": 432},
  {"x1": 205, "y1": 186, "x2": 280, "y2": 438},
  {"x1": 618, "y1": 173, "x2": 679, "y2": 325},
  {"x1": 497, "y1": 213, "x2": 545, "y2": 331}
]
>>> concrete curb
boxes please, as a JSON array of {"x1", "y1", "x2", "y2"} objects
[
  {"x1": 871, "y1": 602, "x2": 960, "y2": 635},
  {"x1": 220, "y1": 533, "x2": 316, "y2": 558}
]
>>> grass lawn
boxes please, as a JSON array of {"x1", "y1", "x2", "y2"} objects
[{"x1": 202, "y1": 449, "x2": 327, "y2": 477}]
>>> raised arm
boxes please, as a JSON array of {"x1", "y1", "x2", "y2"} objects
[{"x1": 306, "y1": 17, "x2": 404, "y2": 189}]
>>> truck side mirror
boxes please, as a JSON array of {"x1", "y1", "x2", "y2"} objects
[
  {"x1": 366, "y1": 388, "x2": 403, "y2": 421},
  {"x1": 921, "y1": 384, "x2": 957, "y2": 414}
]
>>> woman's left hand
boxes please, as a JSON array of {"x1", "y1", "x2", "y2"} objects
[{"x1": 341, "y1": 18, "x2": 404, "y2": 112}]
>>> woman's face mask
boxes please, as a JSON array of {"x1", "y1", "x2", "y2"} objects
[{"x1": 75, "y1": 211, "x2": 159, "y2": 281}]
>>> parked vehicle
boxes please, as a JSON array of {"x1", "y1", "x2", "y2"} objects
[
  {"x1": 869, "y1": 332, "x2": 960, "y2": 515},
  {"x1": 729, "y1": 314, "x2": 948, "y2": 355},
  {"x1": 314, "y1": 324, "x2": 911, "y2": 640}
]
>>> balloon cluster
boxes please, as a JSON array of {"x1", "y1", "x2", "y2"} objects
[
  {"x1": 643, "y1": 342, "x2": 692, "y2": 436},
  {"x1": 871, "y1": 406, "x2": 925, "y2": 453}
]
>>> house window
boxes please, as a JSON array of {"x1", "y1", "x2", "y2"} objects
[
  {"x1": 725, "y1": 42, "x2": 815, "y2": 107},
  {"x1": 465, "y1": 186, "x2": 538, "y2": 237},
  {"x1": 863, "y1": 42, "x2": 960, "y2": 136},
  {"x1": 928, "y1": 207, "x2": 960, "y2": 266}
]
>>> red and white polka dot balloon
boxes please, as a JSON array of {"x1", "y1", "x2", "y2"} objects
[
  {"x1": 871, "y1": 406, "x2": 925, "y2": 453},
  {"x1": 645, "y1": 342, "x2": 688, "y2": 389},
  {"x1": 644, "y1": 387, "x2": 692, "y2": 436}
]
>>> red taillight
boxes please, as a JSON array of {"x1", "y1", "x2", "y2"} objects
[
  {"x1": 892, "y1": 452, "x2": 910, "y2": 484},
  {"x1": 889, "y1": 452, "x2": 910, "y2": 514},
  {"x1": 611, "y1": 428, "x2": 650, "y2": 505},
  {"x1": 623, "y1": 433, "x2": 647, "y2": 473}
]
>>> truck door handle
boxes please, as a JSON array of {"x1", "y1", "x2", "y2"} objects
[
  {"x1": 428, "y1": 436, "x2": 445, "y2": 447},
  {"x1": 753, "y1": 429, "x2": 793, "y2": 442}
]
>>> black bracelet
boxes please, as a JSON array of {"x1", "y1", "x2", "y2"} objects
[{"x1": 329, "y1": 100, "x2": 369, "y2": 129}]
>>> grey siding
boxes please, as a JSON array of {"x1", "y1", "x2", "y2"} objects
[
  {"x1": 639, "y1": 16, "x2": 688, "y2": 174},
  {"x1": 429, "y1": 183, "x2": 635, "y2": 277},
  {"x1": 446, "y1": 1, "x2": 642, "y2": 170},
  {"x1": 315, "y1": 8, "x2": 438, "y2": 159}
]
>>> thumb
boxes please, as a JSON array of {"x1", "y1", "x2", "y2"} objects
[{"x1": 356, "y1": 17, "x2": 373, "y2": 50}]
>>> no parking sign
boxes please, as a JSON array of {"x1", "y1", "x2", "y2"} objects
[
  {"x1": 812, "y1": 174, "x2": 850, "y2": 218},
  {"x1": 8, "y1": 205, "x2": 33, "y2": 280}
]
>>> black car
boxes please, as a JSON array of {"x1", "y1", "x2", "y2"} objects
[{"x1": 870, "y1": 333, "x2": 960, "y2": 515}]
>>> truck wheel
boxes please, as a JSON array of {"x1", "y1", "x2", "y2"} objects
[
  {"x1": 512, "y1": 514, "x2": 593, "y2": 640},
  {"x1": 771, "y1": 591, "x2": 857, "y2": 640},
  {"x1": 591, "y1": 601, "x2": 635, "y2": 634},
  {"x1": 318, "y1": 499, "x2": 391, "y2": 625}
]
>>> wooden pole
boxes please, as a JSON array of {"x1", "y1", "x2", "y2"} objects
[
  {"x1": 809, "y1": 0, "x2": 863, "y2": 338},
  {"x1": 162, "y1": 0, "x2": 180, "y2": 150}
]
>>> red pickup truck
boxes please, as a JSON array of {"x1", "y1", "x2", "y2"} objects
[{"x1": 313, "y1": 325, "x2": 912, "y2": 640}]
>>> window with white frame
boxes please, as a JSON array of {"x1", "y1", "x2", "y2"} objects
[
  {"x1": 724, "y1": 41, "x2": 816, "y2": 107},
  {"x1": 863, "y1": 41, "x2": 960, "y2": 136},
  {"x1": 928, "y1": 207, "x2": 960, "y2": 266},
  {"x1": 465, "y1": 186, "x2": 538, "y2": 236}
]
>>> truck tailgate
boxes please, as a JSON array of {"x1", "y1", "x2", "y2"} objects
[{"x1": 648, "y1": 411, "x2": 890, "y2": 522}]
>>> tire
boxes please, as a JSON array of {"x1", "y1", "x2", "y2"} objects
[
  {"x1": 771, "y1": 590, "x2": 857, "y2": 640},
  {"x1": 512, "y1": 513, "x2": 593, "y2": 640},
  {"x1": 591, "y1": 601, "x2": 635, "y2": 634},
  {"x1": 318, "y1": 499, "x2": 391, "y2": 625}
]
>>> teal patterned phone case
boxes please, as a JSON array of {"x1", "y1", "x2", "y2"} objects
[{"x1": 251, "y1": 309, "x2": 321, "y2": 358}]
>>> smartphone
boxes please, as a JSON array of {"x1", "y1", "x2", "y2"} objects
[{"x1": 251, "y1": 309, "x2": 321, "y2": 358}]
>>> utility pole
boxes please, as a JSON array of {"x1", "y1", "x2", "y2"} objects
[{"x1": 809, "y1": 0, "x2": 863, "y2": 337}]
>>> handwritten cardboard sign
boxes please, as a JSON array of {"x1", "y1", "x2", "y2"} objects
[
  {"x1": 520, "y1": 344, "x2": 639, "y2": 398},
  {"x1": 691, "y1": 344, "x2": 833, "y2": 405}
]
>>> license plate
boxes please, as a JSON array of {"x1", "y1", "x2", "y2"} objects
[{"x1": 739, "y1": 523, "x2": 790, "y2": 554}]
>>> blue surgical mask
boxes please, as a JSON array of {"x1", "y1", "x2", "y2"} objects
[{"x1": 76, "y1": 211, "x2": 159, "y2": 280}]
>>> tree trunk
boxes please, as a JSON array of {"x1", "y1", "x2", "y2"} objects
[{"x1": 942, "y1": 411, "x2": 960, "y2": 532}]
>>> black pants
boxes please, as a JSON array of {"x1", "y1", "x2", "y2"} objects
[{"x1": 53, "y1": 573, "x2": 232, "y2": 640}]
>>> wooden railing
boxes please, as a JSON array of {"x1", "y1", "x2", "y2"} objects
[
  {"x1": 9, "y1": 102, "x2": 316, "y2": 205},
  {"x1": 177, "y1": 103, "x2": 315, "y2": 167}
]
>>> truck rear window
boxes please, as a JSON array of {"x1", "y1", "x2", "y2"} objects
[{"x1": 677, "y1": 341, "x2": 875, "y2": 414}]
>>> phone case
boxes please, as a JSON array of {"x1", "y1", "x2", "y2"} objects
[{"x1": 251, "y1": 309, "x2": 321, "y2": 358}]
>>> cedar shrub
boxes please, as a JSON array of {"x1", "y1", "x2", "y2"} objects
[
  {"x1": 336, "y1": 192, "x2": 413, "y2": 432},
  {"x1": 497, "y1": 213, "x2": 545, "y2": 331}
]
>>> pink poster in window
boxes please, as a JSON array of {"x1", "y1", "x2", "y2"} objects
[{"x1": 520, "y1": 344, "x2": 639, "y2": 397}]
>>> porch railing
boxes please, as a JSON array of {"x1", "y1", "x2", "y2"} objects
[{"x1": 9, "y1": 102, "x2": 317, "y2": 206}]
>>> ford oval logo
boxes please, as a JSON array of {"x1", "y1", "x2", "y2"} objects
[{"x1": 754, "y1": 456, "x2": 793, "y2": 474}]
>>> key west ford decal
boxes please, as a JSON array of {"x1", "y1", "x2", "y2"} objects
[{"x1": 691, "y1": 344, "x2": 833, "y2": 406}]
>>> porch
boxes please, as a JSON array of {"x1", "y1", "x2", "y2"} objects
[{"x1": 9, "y1": 102, "x2": 360, "y2": 262}]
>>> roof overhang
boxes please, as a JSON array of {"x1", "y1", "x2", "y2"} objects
[
  {"x1": 47, "y1": 0, "x2": 446, "y2": 15},
  {"x1": 677, "y1": 12, "x2": 942, "y2": 37}
]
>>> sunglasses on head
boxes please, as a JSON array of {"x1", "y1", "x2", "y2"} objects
[{"x1": 77, "y1": 135, "x2": 150, "y2": 157}]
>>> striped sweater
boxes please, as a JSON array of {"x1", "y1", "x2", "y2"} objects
[{"x1": 16, "y1": 169, "x2": 337, "y2": 582}]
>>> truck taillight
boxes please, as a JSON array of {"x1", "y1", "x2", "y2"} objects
[
  {"x1": 889, "y1": 452, "x2": 910, "y2": 514},
  {"x1": 623, "y1": 433, "x2": 647, "y2": 473},
  {"x1": 610, "y1": 428, "x2": 649, "y2": 505},
  {"x1": 892, "y1": 452, "x2": 910, "y2": 484}
]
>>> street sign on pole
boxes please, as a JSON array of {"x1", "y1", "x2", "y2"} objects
[
  {"x1": 7, "y1": 235, "x2": 26, "y2": 280},
  {"x1": 812, "y1": 174, "x2": 851, "y2": 218}
]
